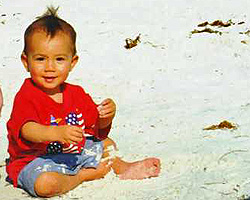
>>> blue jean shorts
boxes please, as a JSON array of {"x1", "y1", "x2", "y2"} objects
[{"x1": 17, "y1": 138, "x2": 103, "y2": 197}]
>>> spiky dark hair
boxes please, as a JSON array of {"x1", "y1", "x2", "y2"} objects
[{"x1": 23, "y1": 6, "x2": 77, "y2": 55}]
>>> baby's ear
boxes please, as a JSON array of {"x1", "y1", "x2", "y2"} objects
[
  {"x1": 21, "y1": 52, "x2": 29, "y2": 72},
  {"x1": 70, "y1": 55, "x2": 79, "y2": 71}
]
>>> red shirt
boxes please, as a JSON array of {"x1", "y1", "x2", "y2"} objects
[{"x1": 6, "y1": 78, "x2": 110, "y2": 186}]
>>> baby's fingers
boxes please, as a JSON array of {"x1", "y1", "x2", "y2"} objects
[
  {"x1": 99, "y1": 110, "x2": 115, "y2": 118},
  {"x1": 64, "y1": 126, "x2": 83, "y2": 143},
  {"x1": 100, "y1": 98, "x2": 112, "y2": 106}
]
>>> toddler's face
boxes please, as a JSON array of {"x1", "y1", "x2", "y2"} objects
[{"x1": 21, "y1": 31, "x2": 78, "y2": 95}]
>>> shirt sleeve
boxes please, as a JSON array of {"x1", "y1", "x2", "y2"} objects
[{"x1": 7, "y1": 93, "x2": 40, "y2": 149}]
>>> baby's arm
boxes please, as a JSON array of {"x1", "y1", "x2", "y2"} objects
[
  {"x1": 97, "y1": 98, "x2": 116, "y2": 129},
  {"x1": 21, "y1": 122, "x2": 83, "y2": 143}
]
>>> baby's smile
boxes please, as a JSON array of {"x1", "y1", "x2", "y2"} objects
[{"x1": 43, "y1": 76, "x2": 57, "y2": 83}]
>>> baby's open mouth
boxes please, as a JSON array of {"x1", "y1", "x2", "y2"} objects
[{"x1": 43, "y1": 76, "x2": 56, "y2": 83}]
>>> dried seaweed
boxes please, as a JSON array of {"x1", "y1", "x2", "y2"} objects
[
  {"x1": 210, "y1": 20, "x2": 233, "y2": 27},
  {"x1": 198, "y1": 20, "x2": 234, "y2": 28},
  {"x1": 203, "y1": 120, "x2": 237, "y2": 130},
  {"x1": 191, "y1": 28, "x2": 222, "y2": 35},
  {"x1": 124, "y1": 34, "x2": 141, "y2": 49},
  {"x1": 238, "y1": 21, "x2": 245, "y2": 25},
  {"x1": 191, "y1": 19, "x2": 246, "y2": 36},
  {"x1": 239, "y1": 30, "x2": 250, "y2": 35},
  {"x1": 197, "y1": 21, "x2": 209, "y2": 27}
]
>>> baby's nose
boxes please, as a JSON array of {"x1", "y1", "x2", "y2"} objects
[{"x1": 45, "y1": 60, "x2": 55, "y2": 71}]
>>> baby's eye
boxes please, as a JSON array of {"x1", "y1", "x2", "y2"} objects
[
  {"x1": 36, "y1": 57, "x2": 45, "y2": 61},
  {"x1": 56, "y1": 57, "x2": 65, "y2": 61}
]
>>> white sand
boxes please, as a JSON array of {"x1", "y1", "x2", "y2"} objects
[{"x1": 1, "y1": 0, "x2": 250, "y2": 199}]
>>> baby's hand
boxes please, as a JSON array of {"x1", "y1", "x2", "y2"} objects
[
  {"x1": 97, "y1": 98, "x2": 116, "y2": 119},
  {"x1": 57, "y1": 125, "x2": 83, "y2": 144}
]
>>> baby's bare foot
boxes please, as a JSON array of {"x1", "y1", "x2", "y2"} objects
[{"x1": 119, "y1": 157, "x2": 161, "y2": 180}]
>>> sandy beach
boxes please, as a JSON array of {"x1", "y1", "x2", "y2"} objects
[{"x1": 1, "y1": 0, "x2": 250, "y2": 199}]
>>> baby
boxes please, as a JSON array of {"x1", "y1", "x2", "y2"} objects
[{"x1": 6, "y1": 7, "x2": 161, "y2": 197}]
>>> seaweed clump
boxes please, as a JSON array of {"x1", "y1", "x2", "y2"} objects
[
  {"x1": 191, "y1": 28, "x2": 222, "y2": 35},
  {"x1": 203, "y1": 120, "x2": 237, "y2": 130},
  {"x1": 124, "y1": 34, "x2": 141, "y2": 49},
  {"x1": 190, "y1": 19, "x2": 243, "y2": 36},
  {"x1": 198, "y1": 20, "x2": 234, "y2": 28}
]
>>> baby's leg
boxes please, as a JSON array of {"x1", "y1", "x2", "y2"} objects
[
  {"x1": 103, "y1": 138, "x2": 161, "y2": 180},
  {"x1": 34, "y1": 171, "x2": 83, "y2": 197},
  {"x1": 34, "y1": 161, "x2": 111, "y2": 198}
]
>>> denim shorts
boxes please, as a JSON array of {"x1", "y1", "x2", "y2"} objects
[{"x1": 17, "y1": 138, "x2": 103, "y2": 197}]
